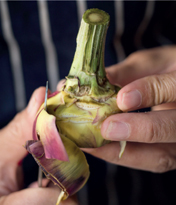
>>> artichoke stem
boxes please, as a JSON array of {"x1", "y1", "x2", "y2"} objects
[{"x1": 65, "y1": 8, "x2": 116, "y2": 102}]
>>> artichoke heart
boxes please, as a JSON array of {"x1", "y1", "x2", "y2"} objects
[{"x1": 46, "y1": 91, "x2": 121, "y2": 148}]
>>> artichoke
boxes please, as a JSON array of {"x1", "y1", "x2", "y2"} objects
[{"x1": 25, "y1": 8, "x2": 126, "y2": 203}]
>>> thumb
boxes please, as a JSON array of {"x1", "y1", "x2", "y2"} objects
[
  {"x1": 0, "y1": 87, "x2": 46, "y2": 164},
  {"x1": 117, "y1": 71, "x2": 176, "y2": 111}
]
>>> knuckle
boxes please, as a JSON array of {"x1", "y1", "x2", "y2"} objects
[
  {"x1": 128, "y1": 50, "x2": 144, "y2": 60},
  {"x1": 146, "y1": 120, "x2": 155, "y2": 143},
  {"x1": 148, "y1": 74, "x2": 176, "y2": 105},
  {"x1": 148, "y1": 75, "x2": 162, "y2": 105},
  {"x1": 154, "y1": 154, "x2": 176, "y2": 173},
  {"x1": 146, "y1": 119, "x2": 161, "y2": 143},
  {"x1": 145, "y1": 114, "x2": 169, "y2": 143}
]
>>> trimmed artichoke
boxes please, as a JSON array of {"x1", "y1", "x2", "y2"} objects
[{"x1": 25, "y1": 8, "x2": 126, "y2": 203}]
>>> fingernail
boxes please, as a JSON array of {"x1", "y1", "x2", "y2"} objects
[
  {"x1": 122, "y1": 90, "x2": 142, "y2": 110},
  {"x1": 105, "y1": 121, "x2": 130, "y2": 140},
  {"x1": 106, "y1": 71, "x2": 119, "y2": 86},
  {"x1": 57, "y1": 79, "x2": 66, "y2": 91}
]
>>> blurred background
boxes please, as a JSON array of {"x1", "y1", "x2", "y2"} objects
[{"x1": 1, "y1": 1, "x2": 176, "y2": 205}]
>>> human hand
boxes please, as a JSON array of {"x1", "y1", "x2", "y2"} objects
[
  {"x1": 83, "y1": 45, "x2": 176, "y2": 173},
  {"x1": 0, "y1": 87, "x2": 77, "y2": 205}
]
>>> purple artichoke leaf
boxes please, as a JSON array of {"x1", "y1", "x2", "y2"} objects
[{"x1": 35, "y1": 109, "x2": 69, "y2": 162}]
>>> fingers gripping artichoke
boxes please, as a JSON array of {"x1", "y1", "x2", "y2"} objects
[{"x1": 25, "y1": 8, "x2": 126, "y2": 202}]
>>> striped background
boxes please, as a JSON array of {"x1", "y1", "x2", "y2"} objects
[{"x1": 1, "y1": 1, "x2": 176, "y2": 205}]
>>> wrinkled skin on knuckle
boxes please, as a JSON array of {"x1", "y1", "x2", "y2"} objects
[
  {"x1": 148, "y1": 74, "x2": 176, "y2": 106},
  {"x1": 161, "y1": 74, "x2": 176, "y2": 102},
  {"x1": 160, "y1": 117, "x2": 176, "y2": 142},
  {"x1": 146, "y1": 115, "x2": 173, "y2": 143},
  {"x1": 154, "y1": 154, "x2": 176, "y2": 173},
  {"x1": 145, "y1": 118, "x2": 159, "y2": 143},
  {"x1": 146, "y1": 75, "x2": 164, "y2": 106}
]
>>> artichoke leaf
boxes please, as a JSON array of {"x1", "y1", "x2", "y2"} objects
[
  {"x1": 35, "y1": 109, "x2": 69, "y2": 162},
  {"x1": 25, "y1": 136, "x2": 89, "y2": 198}
]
